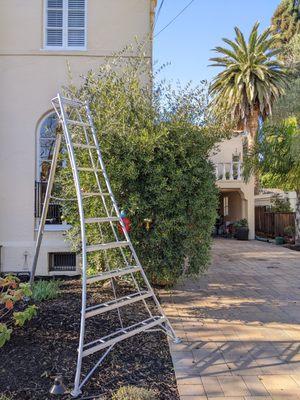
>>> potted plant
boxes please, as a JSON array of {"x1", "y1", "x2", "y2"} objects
[
  {"x1": 233, "y1": 218, "x2": 249, "y2": 240},
  {"x1": 283, "y1": 225, "x2": 295, "y2": 244}
]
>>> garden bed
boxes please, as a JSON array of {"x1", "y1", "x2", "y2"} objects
[{"x1": 0, "y1": 279, "x2": 179, "y2": 400}]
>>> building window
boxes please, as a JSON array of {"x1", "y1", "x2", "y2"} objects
[
  {"x1": 49, "y1": 252, "x2": 76, "y2": 272},
  {"x1": 35, "y1": 113, "x2": 62, "y2": 224},
  {"x1": 45, "y1": 0, "x2": 87, "y2": 50},
  {"x1": 39, "y1": 113, "x2": 58, "y2": 182},
  {"x1": 223, "y1": 196, "x2": 229, "y2": 216}
]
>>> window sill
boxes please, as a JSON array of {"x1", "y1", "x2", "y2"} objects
[
  {"x1": 41, "y1": 47, "x2": 87, "y2": 52},
  {"x1": 34, "y1": 224, "x2": 72, "y2": 232}
]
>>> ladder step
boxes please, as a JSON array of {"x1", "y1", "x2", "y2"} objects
[
  {"x1": 67, "y1": 119, "x2": 90, "y2": 127},
  {"x1": 85, "y1": 291, "x2": 153, "y2": 318},
  {"x1": 78, "y1": 167, "x2": 102, "y2": 172},
  {"x1": 82, "y1": 192, "x2": 110, "y2": 198},
  {"x1": 86, "y1": 241, "x2": 129, "y2": 252},
  {"x1": 82, "y1": 316, "x2": 166, "y2": 357},
  {"x1": 87, "y1": 266, "x2": 141, "y2": 284},
  {"x1": 73, "y1": 143, "x2": 97, "y2": 150},
  {"x1": 85, "y1": 217, "x2": 119, "y2": 224}
]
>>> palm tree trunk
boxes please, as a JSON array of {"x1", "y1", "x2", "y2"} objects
[
  {"x1": 247, "y1": 108, "x2": 259, "y2": 146},
  {"x1": 246, "y1": 108, "x2": 260, "y2": 194},
  {"x1": 295, "y1": 190, "x2": 300, "y2": 245}
]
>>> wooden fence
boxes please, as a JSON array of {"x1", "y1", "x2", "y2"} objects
[{"x1": 255, "y1": 206, "x2": 295, "y2": 238}]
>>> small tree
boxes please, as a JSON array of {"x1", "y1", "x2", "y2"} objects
[
  {"x1": 270, "y1": 193, "x2": 292, "y2": 212},
  {"x1": 244, "y1": 117, "x2": 300, "y2": 243},
  {"x1": 0, "y1": 275, "x2": 37, "y2": 347}
]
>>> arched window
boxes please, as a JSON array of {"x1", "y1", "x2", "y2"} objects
[
  {"x1": 38, "y1": 113, "x2": 58, "y2": 182},
  {"x1": 35, "y1": 113, "x2": 62, "y2": 224}
]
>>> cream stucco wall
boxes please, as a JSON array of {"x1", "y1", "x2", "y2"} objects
[
  {"x1": 210, "y1": 135, "x2": 244, "y2": 164},
  {"x1": 0, "y1": 0, "x2": 155, "y2": 275}
]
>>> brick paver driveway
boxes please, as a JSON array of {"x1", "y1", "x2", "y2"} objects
[{"x1": 161, "y1": 238, "x2": 300, "y2": 399}]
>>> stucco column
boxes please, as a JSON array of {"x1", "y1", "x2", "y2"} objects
[{"x1": 247, "y1": 178, "x2": 255, "y2": 240}]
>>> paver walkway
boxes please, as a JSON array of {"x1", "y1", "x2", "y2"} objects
[{"x1": 160, "y1": 238, "x2": 300, "y2": 400}]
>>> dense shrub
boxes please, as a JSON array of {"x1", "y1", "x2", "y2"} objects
[
  {"x1": 57, "y1": 51, "x2": 229, "y2": 285},
  {"x1": 112, "y1": 386, "x2": 156, "y2": 400},
  {"x1": 32, "y1": 280, "x2": 61, "y2": 302},
  {"x1": 0, "y1": 275, "x2": 37, "y2": 347}
]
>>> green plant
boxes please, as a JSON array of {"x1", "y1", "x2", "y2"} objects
[
  {"x1": 234, "y1": 218, "x2": 248, "y2": 228},
  {"x1": 284, "y1": 224, "x2": 296, "y2": 236},
  {"x1": 56, "y1": 50, "x2": 229, "y2": 285},
  {"x1": 0, "y1": 275, "x2": 36, "y2": 348},
  {"x1": 209, "y1": 22, "x2": 288, "y2": 148},
  {"x1": 271, "y1": 0, "x2": 300, "y2": 51},
  {"x1": 32, "y1": 280, "x2": 61, "y2": 302},
  {"x1": 0, "y1": 395, "x2": 12, "y2": 400},
  {"x1": 270, "y1": 193, "x2": 292, "y2": 212},
  {"x1": 112, "y1": 386, "x2": 156, "y2": 400}
]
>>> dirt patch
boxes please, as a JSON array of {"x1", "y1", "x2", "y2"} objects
[{"x1": 0, "y1": 279, "x2": 179, "y2": 400}]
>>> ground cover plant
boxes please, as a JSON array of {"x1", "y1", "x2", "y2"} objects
[
  {"x1": 56, "y1": 49, "x2": 230, "y2": 286},
  {"x1": 112, "y1": 386, "x2": 156, "y2": 400},
  {"x1": 0, "y1": 275, "x2": 37, "y2": 348},
  {"x1": 32, "y1": 279, "x2": 61, "y2": 302}
]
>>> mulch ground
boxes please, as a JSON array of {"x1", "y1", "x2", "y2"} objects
[{"x1": 0, "y1": 279, "x2": 179, "y2": 400}]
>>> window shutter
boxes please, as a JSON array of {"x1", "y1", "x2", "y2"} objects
[
  {"x1": 67, "y1": 0, "x2": 86, "y2": 48},
  {"x1": 45, "y1": 0, "x2": 86, "y2": 49},
  {"x1": 46, "y1": 0, "x2": 63, "y2": 47}
]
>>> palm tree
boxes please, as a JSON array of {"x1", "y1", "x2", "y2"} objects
[{"x1": 209, "y1": 22, "x2": 288, "y2": 148}]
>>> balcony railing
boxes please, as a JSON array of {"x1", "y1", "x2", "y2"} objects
[
  {"x1": 215, "y1": 162, "x2": 243, "y2": 181},
  {"x1": 34, "y1": 181, "x2": 62, "y2": 224}
]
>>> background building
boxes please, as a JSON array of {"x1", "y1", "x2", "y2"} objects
[{"x1": 211, "y1": 135, "x2": 255, "y2": 239}]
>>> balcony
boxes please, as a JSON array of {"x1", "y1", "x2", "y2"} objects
[
  {"x1": 215, "y1": 162, "x2": 243, "y2": 181},
  {"x1": 34, "y1": 181, "x2": 62, "y2": 224}
]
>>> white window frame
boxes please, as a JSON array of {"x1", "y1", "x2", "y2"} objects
[
  {"x1": 223, "y1": 196, "x2": 229, "y2": 217},
  {"x1": 35, "y1": 112, "x2": 71, "y2": 231},
  {"x1": 43, "y1": 0, "x2": 87, "y2": 51}
]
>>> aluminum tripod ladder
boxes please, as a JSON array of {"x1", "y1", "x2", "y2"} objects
[{"x1": 31, "y1": 93, "x2": 180, "y2": 398}]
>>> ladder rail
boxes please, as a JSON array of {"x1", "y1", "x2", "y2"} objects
[
  {"x1": 54, "y1": 94, "x2": 88, "y2": 396},
  {"x1": 74, "y1": 106, "x2": 126, "y2": 331},
  {"x1": 30, "y1": 132, "x2": 62, "y2": 285},
  {"x1": 75, "y1": 106, "x2": 129, "y2": 265}
]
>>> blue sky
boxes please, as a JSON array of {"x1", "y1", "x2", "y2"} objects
[{"x1": 153, "y1": 0, "x2": 280, "y2": 85}]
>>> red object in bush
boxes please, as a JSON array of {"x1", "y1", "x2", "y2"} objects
[{"x1": 118, "y1": 217, "x2": 131, "y2": 234}]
